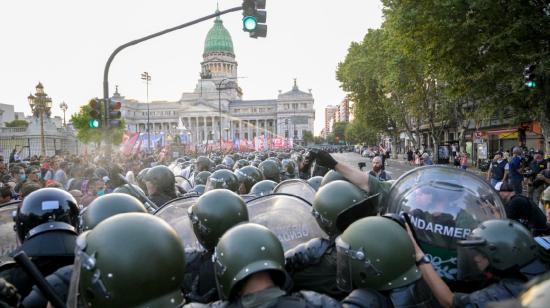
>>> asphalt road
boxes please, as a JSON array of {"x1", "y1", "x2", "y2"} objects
[{"x1": 331, "y1": 152, "x2": 415, "y2": 180}]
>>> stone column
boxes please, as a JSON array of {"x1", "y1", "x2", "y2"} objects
[{"x1": 211, "y1": 116, "x2": 217, "y2": 141}]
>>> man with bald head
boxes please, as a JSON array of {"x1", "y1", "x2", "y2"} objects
[{"x1": 369, "y1": 156, "x2": 391, "y2": 181}]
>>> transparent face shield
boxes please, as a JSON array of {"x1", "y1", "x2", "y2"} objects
[
  {"x1": 67, "y1": 231, "x2": 112, "y2": 308},
  {"x1": 456, "y1": 239, "x2": 489, "y2": 282}
]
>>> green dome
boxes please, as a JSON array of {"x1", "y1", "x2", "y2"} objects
[{"x1": 204, "y1": 15, "x2": 234, "y2": 55}]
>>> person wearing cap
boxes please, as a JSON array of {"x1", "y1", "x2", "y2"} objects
[
  {"x1": 495, "y1": 180, "x2": 548, "y2": 235},
  {"x1": 508, "y1": 147, "x2": 524, "y2": 195},
  {"x1": 486, "y1": 152, "x2": 509, "y2": 188},
  {"x1": 528, "y1": 150, "x2": 548, "y2": 204}
]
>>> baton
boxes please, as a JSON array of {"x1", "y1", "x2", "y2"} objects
[
  {"x1": 117, "y1": 173, "x2": 158, "y2": 212},
  {"x1": 13, "y1": 251, "x2": 66, "y2": 308}
]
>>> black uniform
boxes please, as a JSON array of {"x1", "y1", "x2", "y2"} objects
[
  {"x1": 185, "y1": 286, "x2": 341, "y2": 308},
  {"x1": 183, "y1": 250, "x2": 218, "y2": 303},
  {"x1": 342, "y1": 278, "x2": 439, "y2": 308},
  {"x1": 148, "y1": 192, "x2": 174, "y2": 208},
  {"x1": 285, "y1": 238, "x2": 348, "y2": 300},
  {"x1": 505, "y1": 194, "x2": 548, "y2": 235}
]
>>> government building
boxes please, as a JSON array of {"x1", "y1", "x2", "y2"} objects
[{"x1": 116, "y1": 13, "x2": 315, "y2": 148}]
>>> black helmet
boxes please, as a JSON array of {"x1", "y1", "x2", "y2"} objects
[
  {"x1": 205, "y1": 169, "x2": 239, "y2": 192},
  {"x1": 194, "y1": 171, "x2": 211, "y2": 186},
  {"x1": 188, "y1": 189, "x2": 248, "y2": 250},
  {"x1": 213, "y1": 223, "x2": 287, "y2": 300},
  {"x1": 234, "y1": 166, "x2": 263, "y2": 194},
  {"x1": 259, "y1": 160, "x2": 281, "y2": 182},
  {"x1": 250, "y1": 180, "x2": 277, "y2": 197},
  {"x1": 196, "y1": 156, "x2": 212, "y2": 172},
  {"x1": 113, "y1": 184, "x2": 147, "y2": 201},
  {"x1": 14, "y1": 188, "x2": 79, "y2": 242},
  {"x1": 222, "y1": 156, "x2": 235, "y2": 168},
  {"x1": 143, "y1": 165, "x2": 176, "y2": 196},
  {"x1": 80, "y1": 193, "x2": 148, "y2": 231},
  {"x1": 69, "y1": 213, "x2": 186, "y2": 307},
  {"x1": 136, "y1": 168, "x2": 150, "y2": 193}
]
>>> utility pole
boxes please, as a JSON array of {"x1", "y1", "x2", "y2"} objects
[
  {"x1": 141, "y1": 72, "x2": 151, "y2": 153},
  {"x1": 102, "y1": 6, "x2": 243, "y2": 160}
]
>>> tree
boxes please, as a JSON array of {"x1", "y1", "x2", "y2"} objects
[
  {"x1": 4, "y1": 119, "x2": 29, "y2": 128},
  {"x1": 330, "y1": 122, "x2": 349, "y2": 144},
  {"x1": 71, "y1": 99, "x2": 126, "y2": 146},
  {"x1": 302, "y1": 130, "x2": 314, "y2": 145}
]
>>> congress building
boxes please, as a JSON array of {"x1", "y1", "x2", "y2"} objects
[{"x1": 116, "y1": 13, "x2": 315, "y2": 148}]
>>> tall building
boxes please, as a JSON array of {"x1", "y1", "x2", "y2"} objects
[
  {"x1": 337, "y1": 97, "x2": 351, "y2": 122},
  {"x1": 118, "y1": 11, "x2": 315, "y2": 146},
  {"x1": 324, "y1": 105, "x2": 338, "y2": 138}
]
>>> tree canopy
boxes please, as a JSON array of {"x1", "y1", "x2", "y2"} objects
[{"x1": 71, "y1": 99, "x2": 125, "y2": 146}]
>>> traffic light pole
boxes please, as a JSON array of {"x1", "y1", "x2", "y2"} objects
[{"x1": 102, "y1": 5, "x2": 243, "y2": 160}]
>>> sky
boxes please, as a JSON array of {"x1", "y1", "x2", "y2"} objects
[{"x1": 0, "y1": 0, "x2": 383, "y2": 135}]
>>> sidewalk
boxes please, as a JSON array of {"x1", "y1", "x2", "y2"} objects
[{"x1": 386, "y1": 153, "x2": 487, "y2": 178}]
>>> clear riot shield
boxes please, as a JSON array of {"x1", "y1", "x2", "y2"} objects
[
  {"x1": 0, "y1": 201, "x2": 20, "y2": 265},
  {"x1": 384, "y1": 166, "x2": 506, "y2": 282},
  {"x1": 175, "y1": 175, "x2": 194, "y2": 193},
  {"x1": 154, "y1": 196, "x2": 202, "y2": 251},
  {"x1": 273, "y1": 179, "x2": 316, "y2": 205},
  {"x1": 246, "y1": 193, "x2": 327, "y2": 251}
]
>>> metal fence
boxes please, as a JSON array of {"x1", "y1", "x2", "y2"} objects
[{"x1": 0, "y1": 128, "x2": 83, "y2": 159}]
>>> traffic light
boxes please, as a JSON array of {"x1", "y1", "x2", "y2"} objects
[
  {"x1": 88, "y1": 98, "x2": 102, "y2": 128},
  {"x1": 524, "y1": 64, "x2": 537, "y2": 89},
  {"x1": 108, "y1": 99, "x2": 122, "y2": 128},
  {"x1": 242, "y1": 0, "x2": 267, "y2": 38}
]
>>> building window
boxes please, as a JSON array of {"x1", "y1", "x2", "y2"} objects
[
  {"x1": 259, "y1": 108, "x2": 264, "y2": 113},
  {"x1": 284, "y1": 104, "x2": 289, "y2": 110},
  {"x1": 234, "y1": 109, "x2": 240, "y2": 113},
  {"x1": 301, "y1": 103, "x2": 307, "y2": 109},
  {"x1": 285, "y1": 130, "x2": 289, "y2": 138},
  {"x1": 293, "y1": 103, "x2": 298, "y2": 110}
]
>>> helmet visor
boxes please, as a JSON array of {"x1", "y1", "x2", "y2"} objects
[
  {"x1": 67, "y1": 231, "x2": 111, "y2": 308},
  {"x1": 456, "y1": 239, "x2": 488, "y2": 281},
  {"x1": 335, "y1": 236, "x2": 353, "y2": 292},
  {"x1": 273, "y1": 179, "x2": 316, "y2": 204}
]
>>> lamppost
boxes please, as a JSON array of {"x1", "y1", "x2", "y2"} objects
[
  {"x1": 224, "y1": 127, "x2": 229, "y2": 144},
  {"x1": 141, "y1": 72, "x2": 151, "y2": 153},
  {"x1": 28, "y1": 82, "x2": 52, "y2": 157},
  {"x1": 59, "y1": 101, "x2": 68, "y2": 127},
  {"x1": 217, "y1": 77, "x2": 241, "y2": 150}
]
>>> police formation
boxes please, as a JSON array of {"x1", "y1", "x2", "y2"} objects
[{"x1": 1, "y1": 148, "x2": 550, "y2": 307}]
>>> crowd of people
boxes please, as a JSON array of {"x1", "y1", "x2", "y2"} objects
[{"x1": 0, "y1": 144, "x2": 549, "y2": 307}]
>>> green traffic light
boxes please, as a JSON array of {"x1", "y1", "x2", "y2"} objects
[
  {"x1": 526, "y1": 81, "x2": 537, "y2": 88},
  {"x1": 88, "y1": 119, "x2": 100, "y2": 128},
  {"x1": 243, "y1": 16, "x2": 257, "y2": 31}
]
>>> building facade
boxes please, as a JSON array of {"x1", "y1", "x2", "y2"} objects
[
  {"x1": 118, "y1": 13, "x2": 315, "y2": 147},
  {"x1": 323, "y1": 105, "x2": 338, "y2": 138}
]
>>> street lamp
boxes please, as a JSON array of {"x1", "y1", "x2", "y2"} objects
[
  {"x1": 28, "y1": 82, "x2": 52, "y2": 157},
  {"x1": 59, "y1": 101, "x2": 68, "y2": 127},
  {"x1": 217, "y1": 77, "x2": 241, "y2": 150},
  {"x1": 141, "y1": 72, "x2": 151, "y2": 153}
]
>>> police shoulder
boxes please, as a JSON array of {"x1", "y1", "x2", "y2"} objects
[
  {"x1": 341, "y1": 288, "x2": 390, "y2": 308},
  {"x1": 285, "y1": 237, "x2": 333, "y2": 272}
]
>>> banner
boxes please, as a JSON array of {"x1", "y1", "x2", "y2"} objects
[{"x1": 121, "y1": 132, "x2": 140, "y2": 156}]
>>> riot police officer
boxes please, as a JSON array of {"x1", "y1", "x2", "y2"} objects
[
  {"x1": 281, "y1": 159, "x2": 298, "y2": 181},
  {"x1": 250, "y1": 180, "x2": 278, "y2": 197},
  {"x1": 194, "y1": 171, "x2": 211, "y2": 186},
  {"x1": 143, "y1": 165, "x2": 177, "y2": 207},
  {"x1": 22, "y1": 193, "x2": 148, "y2": 307},
  {"x1": 259, "y1": 159, "x2": 281, "y2": 183},
  {"x1": 234, "y1": 165, "x2": 263, "y2": 194},
  {"x1": 184, "y1": 223, "x2": 340, "y2": 307},
  {"x1": 338, "y1": 216, "x2": 439, "y2": 307},
  {"x1": 67, "y1": 213, "x2": 186, "y2": 307},
  {"x1": 205, "y1": 169, "x2": 239, "y2": 193},
  {"x1": 411, "y1": 219, "x2": 549, "y2": 308},
  {"x1": 184, "y1": 189, "x2": 249, "y2": 303},
  {"x1": 2, "y1": 188, "x2": 79, "y2": 298},
  {"x1": 307, "y1": 176, "x2": 323, "y2": 191},
  {"x1": 285, "y1": 180, "x2": 377, "y2": 299}
]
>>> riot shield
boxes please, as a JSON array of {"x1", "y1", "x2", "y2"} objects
[
  {"x1": 154, "y1": 196, "x2": 202, "y2": 251},
  {"x1": 175, "y1": 175, "x2": 194, "y2": 193},
  {"x1": 0, "y1": 201, "x2": 20, "y2": 265},
  {"x1": 384, "y1": 166, "x2": 506, "y2": 282},
  {"x1": 246, "y1": 193, "x2": 327, "y2": 251},
  {"x1": 273, "y1": 179, "x2": 317, "y2": 204}
]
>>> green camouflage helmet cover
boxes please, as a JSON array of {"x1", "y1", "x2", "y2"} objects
[{"x1": 188, "y1": 189, "x2": 248, "y2": 250}]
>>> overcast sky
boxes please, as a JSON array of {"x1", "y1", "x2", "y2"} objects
[{"x1": 0, "y1": 0, "x2": 383, "y2": 134}]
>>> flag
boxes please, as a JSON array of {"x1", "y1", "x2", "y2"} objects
[{"x1": 121, "y1": 132, "x2": 139, "y2": 156}]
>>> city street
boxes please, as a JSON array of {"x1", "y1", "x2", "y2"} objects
[{"x1": 331, "y1": 152, "x2": 414, "y2": 180}]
